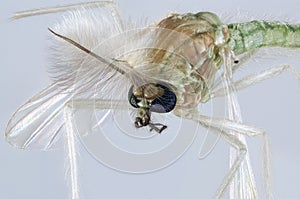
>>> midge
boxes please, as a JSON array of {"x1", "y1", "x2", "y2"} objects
[{"x1": 5, "y1": 1, "x2": 300, "y2": 199}]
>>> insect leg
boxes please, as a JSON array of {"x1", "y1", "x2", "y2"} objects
[
  {"x1": 220, "y1": 47, "x2": 259, "y2": 199},
  {"x1": 64, "y1": 106, "x2": 80, "y2": 199},
  {"x1": 180, "y1": 111, "x2": 271, "y2": 199},
  {"x1": 12, "y1": 1, "x2": 124, "y2": 31},
  {"x1": 212, "y1": 65, "x2": 300, "y2": 98},
  {"x1": 63, "y1": 99, "x2": 128, "y2": 199}
]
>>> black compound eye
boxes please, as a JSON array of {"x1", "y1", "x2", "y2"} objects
[
  {"x1": 149, "y1": 83, "x2": 177, "y2": 113},
  {"x1": 128, "y1": 85, "x2": 140, "y2": 108}
]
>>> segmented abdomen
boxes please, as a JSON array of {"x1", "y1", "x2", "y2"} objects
[{"x1": 228, "y1": 21, "x2": 300, "y2": 55}]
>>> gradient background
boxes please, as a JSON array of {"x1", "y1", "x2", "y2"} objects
[{"x1": 1, "y1": 0, "x2": 300, "y2": 198}]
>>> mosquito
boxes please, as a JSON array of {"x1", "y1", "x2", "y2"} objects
[{"x1": 5, "y1": 1, "x2": 300, "y2": 199}]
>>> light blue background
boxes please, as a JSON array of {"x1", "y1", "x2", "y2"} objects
[{"x1": 1, "y1": 0, "x2": 300, "y2": 198}]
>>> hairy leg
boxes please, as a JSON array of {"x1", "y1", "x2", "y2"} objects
[
  {"x1": 212, "y1": 64, "x2": 300, "y2": 98},
  {"x1": 179, "y1": 111, "x2": 271, "y2": 199},
  {"x1": 12, "y1": 1, "x2": 124, "y2": 31}
]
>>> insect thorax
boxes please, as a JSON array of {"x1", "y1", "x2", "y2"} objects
[{"x1": 145, "y1": 12, "x2": 228, "y2": 109}]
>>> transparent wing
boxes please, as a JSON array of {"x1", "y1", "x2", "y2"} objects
[{"x1": 5, "y1": 83, "x2": 70, "y2": 150}]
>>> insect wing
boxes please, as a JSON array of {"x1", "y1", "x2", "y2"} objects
[{"x1": 5, "y1": 83, "x2": 70, "y2": 150}]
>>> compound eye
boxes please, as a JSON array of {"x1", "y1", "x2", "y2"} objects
[
  {"x1": 128, "y1": 85, "x2": 140, "y2": 108},
  {"x1": 149, "y1": 83, "x2": 177, "y2": 113}
]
